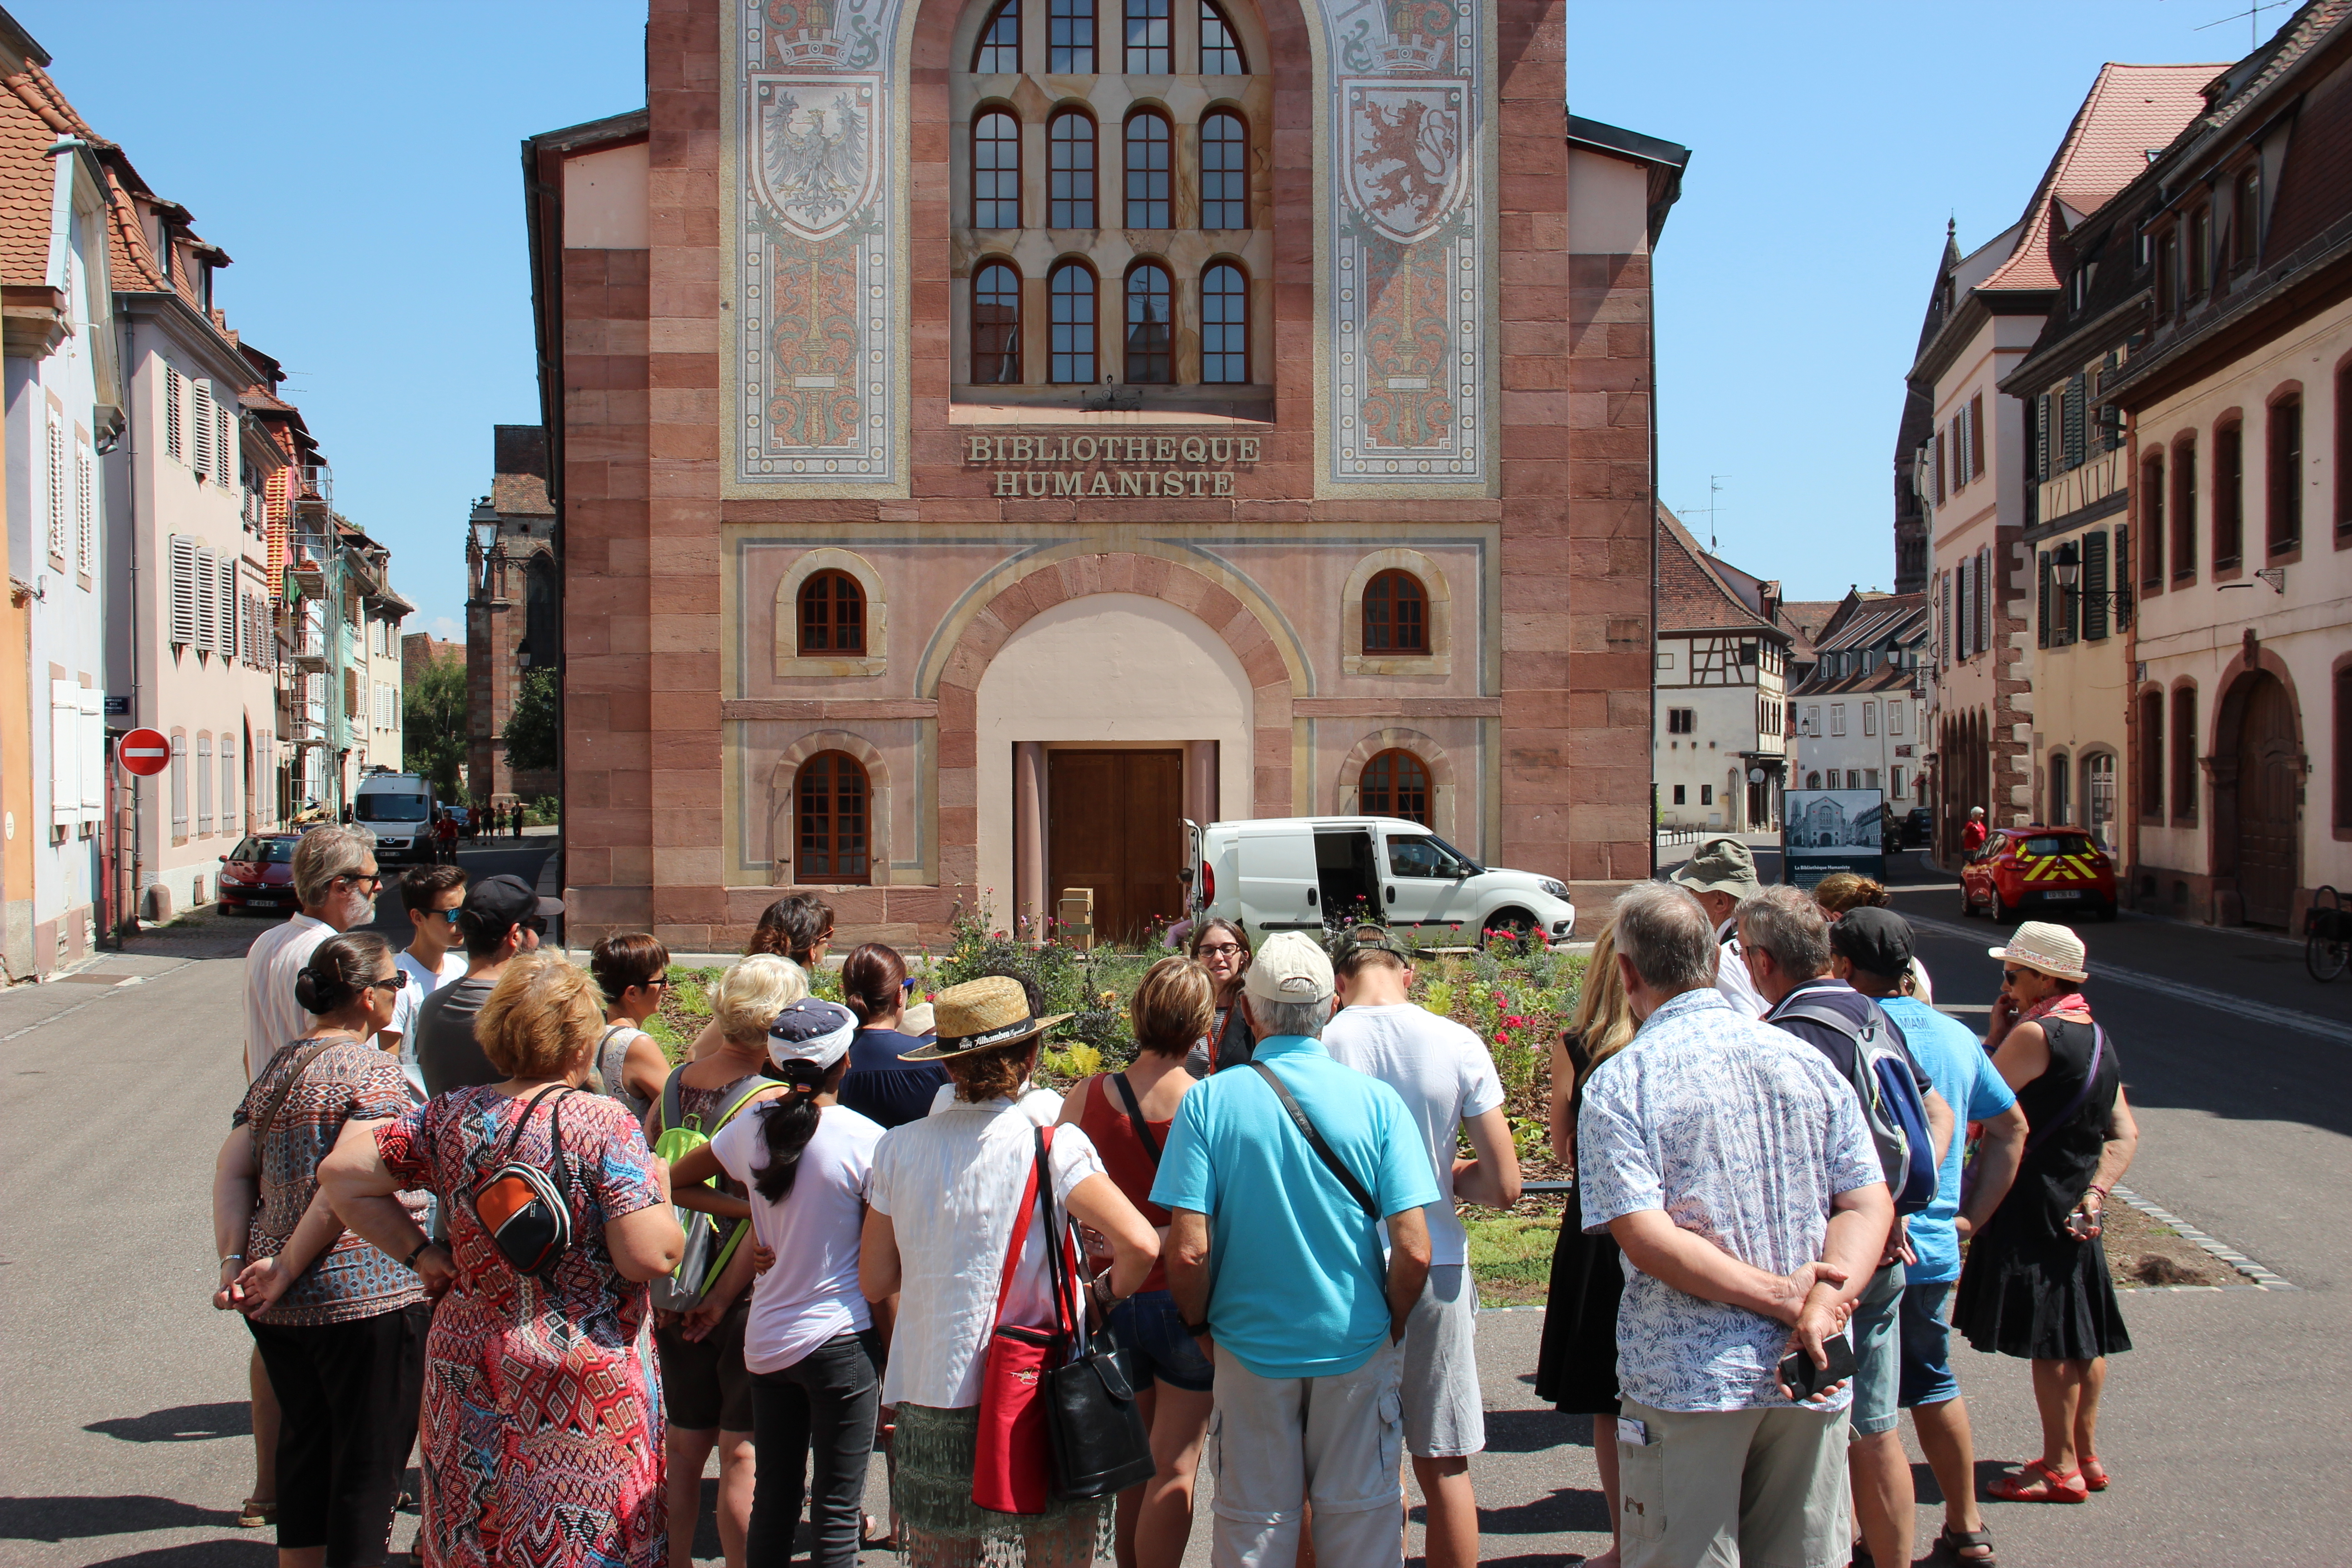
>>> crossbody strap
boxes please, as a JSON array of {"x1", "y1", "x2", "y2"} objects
[
  {"x1": 1245, "y1": 1061, "x2": 1377, "y2": 1219},
  {"x1": 2025, "y1": 1021, "x2": 2107, "y2": 1157},
  {"x1": 989, "y1": 1122, "x2": 1054, "y2": 1324},
  {"x1": 250, "y1": 1037, "x2": 343, "y2": 1149},
  {"x1": 1111, "y1": 1073, "x2": 1160, "y2": 1165}
]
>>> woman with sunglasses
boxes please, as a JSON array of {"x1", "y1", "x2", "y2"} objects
[
  {"x1": 213, "y1": 931, "x2": 436, "y2": 1568},
  {"x1": 1952, "y1": 922, "x2": 2139, "y2": 1505},
  {"x1": 591, "y1": 934, "x2": 676, "y2": 1121},
  {"x1": 1184, "y1": 919, "x2": 1254, "y2": 1074}
]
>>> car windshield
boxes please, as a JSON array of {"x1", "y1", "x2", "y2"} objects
[
  {"x1": 230, "y1": 837, "x2": 296, "y2": 863},
  {"x1": 2019, "y1": 834, "x2": 2094, "y2": 857},
  {"x1": 355, "y1": 794, "x2": 430, "y2": 823}
]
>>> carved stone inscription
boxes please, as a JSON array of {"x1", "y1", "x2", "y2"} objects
[{"x1": 963, "y1": 433, "x2": 1262, "y2": 499}]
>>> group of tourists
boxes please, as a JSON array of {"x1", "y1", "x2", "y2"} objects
[{"x1": 215, "y1": 822, "x2": 2137, "y2": 1568}]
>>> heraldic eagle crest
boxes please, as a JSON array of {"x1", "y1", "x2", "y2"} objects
[{"x1": 757, "y1": 81, "x2": 878, "y2": 240}]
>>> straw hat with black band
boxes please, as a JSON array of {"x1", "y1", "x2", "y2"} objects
[{"x1": 895, "y1": 975, "x2": 1072, "y2": 1062}]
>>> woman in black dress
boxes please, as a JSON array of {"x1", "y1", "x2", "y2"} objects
[
  {"x1": 1535, "y1": 922, "x2": 1638, "y2": 1568},
  {"x1": 1955, "y1": 921, "x2": 2139, "y2": 1504}
]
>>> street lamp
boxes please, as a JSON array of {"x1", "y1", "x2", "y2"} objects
[{"x1": 470, "y1": 513, "x2": 500, "y2": 594}]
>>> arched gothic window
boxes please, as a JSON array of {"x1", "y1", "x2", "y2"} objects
[
  {"x1": 1124, "y1": 111, "x2": 1172, "y2": 228},
  {"x1": 798, "y1": 571, "x2": 866, "y2": 656},
  {"x1": 797, "y1": 752, "x2": 871, "y2": 884},
  {"x1": 972, "y1": 109, "x2": 1020, "y2": 229},
  {"x1": 1200, "y1": 110, "x2": 1246, "y2": 229},
  {"x1": 1362, "y1": 569, "x2": 1428, "y2": 654},
  {"x1": 973, "y1": 0, "x2": 1020, "y2": 70},
  {"x1": 971, "y1": 262, "x2": 1022, "y2": 383},
  {"x1": 1201, "y1": 261, "x2": 1246, "y2": 383},
  {"x1": 1199, "y1": 0, "x2": 1246, "y2": 73},
  {"x1": 1360, "y1": 749, "x2": 1431, "y2": 826},
  {"x1": 1049, "y1": 261, "x2": 1097, "y2": 382},
  {"x1": 1124, "y1": 262, "x2": 1172, "y2": 383},
  {"x1": 1048, "y1": 110, "x2": 1097, "y2": 230}
]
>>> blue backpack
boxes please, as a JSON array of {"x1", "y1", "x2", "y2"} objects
[{"x1": 1774, "y1": 996, "x2": 1940, "y2": 1216}]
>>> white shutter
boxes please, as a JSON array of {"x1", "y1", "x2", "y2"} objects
[
  {"x1": 169, "y1": 735, "x2": 187, "y2": 836},
  {"x1": 165, "y1": 368, "x2": 183, "y2": 463},
  {"x1": 78, "y1": 687, "x2": 103, "y2": 819},
  {"x1": 193, "y1": 380, "x2": 214, "y2": 480},
  {"x1": 194, "y1": 550, "x2": 218, "y2": 654},
  {"x1": 196, "y1": 734, "x2": 213, "y2": 836},
  {"x1": 169, "y1": 536, "x2": 197, "y2": 646},
  {"x1": 49, "y1": 681, "x2": 79, "y2": 828},
  {"x1": 219, "y1": 406, "x2": 233, "y2": 484},
  {"x1": 221, "y1": 735, "x2": 238, "y2": 834},
  {"x1": 74, "y1": 440, "x2": 95, "y2": 577},
  {"x1": 45, "y1": 408, "x2": 67, "y2": 561},
  {"x1": 218, "y1": 558, "x2": 238, "y2": 661}
]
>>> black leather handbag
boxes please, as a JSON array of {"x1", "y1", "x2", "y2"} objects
[{"x1": 1034, "y1": 1124, "x2": 1156, "y2": 1501}]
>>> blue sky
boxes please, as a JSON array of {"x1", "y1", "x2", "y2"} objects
[
  {"x1": 19, "y1": 0, "x2": 2283, "y2": 629},
  {"x1": 1569, "y1": 0, "x2": 2275, "y2": 600}
]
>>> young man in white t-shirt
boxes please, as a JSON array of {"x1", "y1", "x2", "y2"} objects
[
  {"x1": 1323, "y1": 926, "x2": 1523, "y2": 1568},
  {"x1": 378, "y1": 862, "x2": 468, "y2": 1094}
]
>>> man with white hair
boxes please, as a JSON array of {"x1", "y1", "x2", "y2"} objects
[
  {"x1": 1155, "y1": 930, "x2": 1438, "y2": 1568},
  {"x1": 243, "y1": 825, "x2": 381, "y2": 1080}
]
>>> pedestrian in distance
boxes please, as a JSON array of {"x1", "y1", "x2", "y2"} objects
[
  {"x1": 1954, "y1": 922, "x2": 2138, "y2": 1505},
  {"x1": 1740, "y1": 885, "x2": 1955, "y2": 1568},
  {"x1": 860, "y1": 975, "x2": 1161, "y2": 1568},
  {"x1": 410, "y1": 874, "x2": 563, "y2": 1097},
  {"x1": 835, "y1": 942, "x2": 951, "y2": 1130},
  {"x1": 590, "y1": 934, "x2": 675, "y2": 1122},
  {"x1": 1323, "y1": 923, "x2": 1521, "y2": 1568},
  {"x1": 1577, "y1": 882, "x2": 1892, "y2": 1568},
  {"x1": 1961, "y1": 806, "x2": 1989, "y2": 857},
  {"x1": 434, "y1": 810, "x2": 459, "y2": 865},
  {"x1": 1056, "y1": 956, "x2": 1218, "y2": 1568},
  {"x1": 1834, "y1": 907, "x2": 2027, "y2": 1565},
  {"x1": 235, "y1": 822, "x2": 381, "y2": 1530},
  {"x1": 1151, "y1": 931, "x2": 1438, "y2": 1568},
  {"x1": 511, "y1": 802, "x2": 525, "y2": 838},
  {"x1": 1534, "y1": 919, "x2": 1640, "y2": 1568},
  {"x1": 214, "y1": 931, "x2": 431, "y2": 1568},
  {"x1": 648, "y1": 957, "x2": 807, "y2": 1568},
  {"x1": 667, "y1": 998, "x2": 887, "y2": 1568},
  {"x1": 320, "y1": 950, "x2": 685, "y2": 1568},
  {"x1": 379, "y1": 863, "x2": 468, "y2": 1098},
  {"x1": 1186, "y1": 917, "x2": 1255, "y2": 1073},
  {"x1": 1666, "y1": 834, "x2": 1771, "y2": 1018}
]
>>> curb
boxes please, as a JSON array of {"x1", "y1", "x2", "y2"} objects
[{"x1": 2110, "y1": 1185, "x2": 2298, "y2": 1291}]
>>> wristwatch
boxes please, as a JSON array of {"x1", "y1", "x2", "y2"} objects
[
  {"x1": 402, "y1": 1240, "x2": 435, "y2": 1270},
  {"x1": 1181, "y1": 1318, "x2": 1211, "y2": 1338}
]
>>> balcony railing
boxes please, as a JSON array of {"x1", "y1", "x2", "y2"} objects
[{"x1": 300, "y1": 466, "x2": 333, "y2": 507}]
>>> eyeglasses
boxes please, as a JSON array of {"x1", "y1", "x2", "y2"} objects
[
  {"x1": 644, "y1": 973, "x2": 671, "y2": 990},
  {"x1": 1196, "y1": 943, "x2": 1245, "y2": 958}
]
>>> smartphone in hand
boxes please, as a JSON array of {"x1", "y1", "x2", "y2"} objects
[{"x1": 1778, "y1": 1333, "x2": 1859, "y2": 1402}]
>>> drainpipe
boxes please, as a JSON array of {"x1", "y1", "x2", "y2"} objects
[
  {"x1": 118, "y1": 317, "x2": 143, "y2": 939},
  {"x1": 1646, "y1": 255, "x2": 1661, "y2": 884}
]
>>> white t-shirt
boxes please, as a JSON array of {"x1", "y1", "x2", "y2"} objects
[
  {"x1": 710, "y1": 1102, "x2": 885, "y2": 1374},
  {"x1": 387, "y1": 949, "x2": 468, "y2": 1094},
  {"x1": 1712, "y1": 916, "x2": 1771, "y2": 1019},
  {"x1": 1322, "y1": 1002, "x2": 1505, "y2": 1267},
  {"x1": 244, "y1": 914, "x2": 336, "y2": 1081}
]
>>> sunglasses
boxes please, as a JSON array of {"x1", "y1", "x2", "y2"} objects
[
  {"x1": 641, "y1": 973, "x2": 671, "y2": 991},
  {"x1": 367, "y1": 970, "x2": 411, "y2": 992},
  {"x1": 339, "y1": 872, "x2": 384, "y2": 891},
  {"x1": 522, "y1": 917, "x2": 550, "y2": 937}
]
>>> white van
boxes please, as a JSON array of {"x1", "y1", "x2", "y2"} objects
[
  {"x1": 1184, "y1": 816, "x2": 1578, "y2": 947},
  {"x1": 354, "y1": 771, "x2": 439, "y2": 863}
]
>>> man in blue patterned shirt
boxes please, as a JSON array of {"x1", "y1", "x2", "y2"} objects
[{"x1": 1578, "y1": 883, "x2": 1892, "y2": 1568}]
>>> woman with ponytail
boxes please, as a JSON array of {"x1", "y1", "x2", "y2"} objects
[
  {"x1": 211, "y1": 931, "x2": 433, "y2": 1568},
  {"x1": 670, "y1": 998, "x2": 887, "y2": 1568},
  {"x1": 835, "y1": 941, "x2": 950, "y2": 1129}
]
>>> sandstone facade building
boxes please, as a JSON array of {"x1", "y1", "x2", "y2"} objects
[{"x1": 528, "y1": 0, "x2": 1681, "y2": 948}]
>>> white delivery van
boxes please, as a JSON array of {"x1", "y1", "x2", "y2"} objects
[
  {"x1": 353, "y1": 771, "x2": 439, "y2": 863},
  {"x1": 1183, "y1": 816, "x2": 1578, "y2": 947}
]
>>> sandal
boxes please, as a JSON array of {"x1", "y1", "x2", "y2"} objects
[
  {"x1": 2078, "y1": 1453, "x2": 2109, "y2": 1491},
  {"x1": 236, "y1": 1498, "x2": 277, "y2": 1529},
  {"x1": 1933, "y1": 1524, "x2": 1997, "y2": 1564},
  {"x1": 860, "y1": 1513, "x2": 897, "y2": 1551},
  {"x1": 1987, "y1": 1459, "x2": 2087, "y2": 1503}
]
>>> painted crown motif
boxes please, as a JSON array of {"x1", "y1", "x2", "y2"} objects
[
  {"x1": 1370, "y1": 34, "x2": 1449, "y2": 72},
  {"x1": 772, "y1": 27, "x2": 853, "y2": 68}
]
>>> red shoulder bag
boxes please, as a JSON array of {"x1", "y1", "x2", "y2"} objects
[{"x1": 970, "y1": 1123, "x2": 1078, "y2": 1515}]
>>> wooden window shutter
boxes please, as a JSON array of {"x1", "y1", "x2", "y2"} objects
[
  {"x1": 1969, "y1": 394, "x2": 1986, "y2": 479},
  {"x1": 49, "y1": 681, "x2": 80, "y2": 827},
  {"x1": 2084, "y1": 532, "x2": 2110, "y2": 641},
  {"x1": 2063, "y1": 373, "x2": 2086, "y2": 469},
  {"x1": 1957, "y1": 558, "x2": 1972, "y2": 660},
  {"x1": 2038, "y1": 551, "x2": 2052, "y2": 647},
  {"x1": 219, "y1": 405, "x2": 233, "y2": 483},
  {"x1": 165, "y1": 368, "x2": 183, "y2": 463},
  {"x1": 2035, "y1": 394, "x2": 2050, "y2": 481},
  {"x1": 1935, "y1": 430, "x2": 1947, "y2": 504},
  {"x1": 1938, "y1": 572, "x2": 1950, "y2": 666},
  {"x1": 193, "y1": 380, "x2": 214, "y2": 479},
  {"x1": 170, "y1": 734, "x2": 187, "y2": 836},
  {"x1": 2115, "y1": 525, "x2": 2133, "y2": 627},
  {"x1": 196, "y1": 550, "x2": 219, "y2": 654},
  {"x1": 169, "y1": 536, "x2": 198, "y2": 646},
  {"x1": 74, "y1": 441, "x2": 94, "y2": 576},
  {"x1": 1980, "y1": 545, "x2": 1994, "y2": 652},
  {"x1": 78, "y1": 687, "x2": 103, "y2": 817},
  {"x1": 45, "y1": 408, "x2": 67, "y2": 561},
  {"x1": 218, "y1": 557, "x2": 238, "y2": 662}
]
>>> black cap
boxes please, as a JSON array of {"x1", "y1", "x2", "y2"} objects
[
  {"x1": 459, "y1": 873, "x2": 563, "y2": 938},
  {"x1": 1830, "y1": 906, "x2": 1913, "y2": 980}
]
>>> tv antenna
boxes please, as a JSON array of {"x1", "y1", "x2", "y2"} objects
[
  {"x1": 2196, "y1": 0, "x2": 2288, "y2": 47},
  {"x1": 1689, "y1": 475, "x2": 1727, "y2": 552}
]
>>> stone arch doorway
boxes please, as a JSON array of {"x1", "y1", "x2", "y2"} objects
[{"x1": 2213, "y1": 667, "x2": 2301, "y2": 927}]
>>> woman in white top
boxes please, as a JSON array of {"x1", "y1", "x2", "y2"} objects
[
  {"x1": 671, "y1": 998, "x2": 882, "y2": 1568},
  {"x1": 861, "y1": 976, "x2": 1159, "y2": 1568}
]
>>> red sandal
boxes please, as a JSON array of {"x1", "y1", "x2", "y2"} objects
[
  {"x1": 1988, "y1": 1459, "x2": 2088, "y2": 1503},
  {"x1": 2078, "y1": 1454, "x2": 2109, "y2": 1491}
]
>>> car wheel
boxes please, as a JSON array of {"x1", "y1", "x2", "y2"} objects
[
  {"x1": 1481, "y1": 909, "x2": 1536, "y2": 951},
  {"x1": 1959, "y1": 882, "x2": 1977, "y2": 918},
  {"x1": 1989, "y1": 887, "x2": 2010, "y2": 924}
]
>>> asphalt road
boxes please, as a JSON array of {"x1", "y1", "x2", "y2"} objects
[{"x1": 5, "y1": 836, "x2": 2346, "y2": 1565}]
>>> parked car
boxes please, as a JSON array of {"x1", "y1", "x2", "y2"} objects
[
  {"x1": 354, "y1": 771, "x2": 439, "y2": 862},
  {"x1": 1186, "y1": 816, "x2": 1578, "y2": 948},
  {"x1": 218, "y1": 834, "x2": 302, "y2": 915},
  {"x1": 1960, "y1": 824, "x2": 2117, "y2": 922},
  {"x1": 1903, "y1": 806, "x2": 1933, "y2": 847}
]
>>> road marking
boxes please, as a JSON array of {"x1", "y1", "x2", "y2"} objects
[
  {"x1": 1907, "y1": 913, "x2": 2352, "y2": 1046},
  {"x1": 2111, "y1": 1185, "x2": 2297, "y2": 1291},
  {"x1": 0, "y1": 959, "x2": 195, "y2": 1041}
]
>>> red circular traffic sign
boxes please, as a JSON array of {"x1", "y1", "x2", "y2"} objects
[{"x1": 118, "y1": 728, "x2": 171, "y2": 777}]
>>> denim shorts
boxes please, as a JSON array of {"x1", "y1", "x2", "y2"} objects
[
  {"x1": 1107, "y1": 1288, "x2": 1215, "y2": 1393},
  {"x1": 1897, "y1": 1279, "x2": 1960, "y2": 1409},
  {"x1": 1847, "y1": 1261, "x2": 1904, "y2": 1440}
]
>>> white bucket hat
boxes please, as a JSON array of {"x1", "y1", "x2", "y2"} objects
[{"x1": 1989, "y1": 921, "x2": 2089, "y2": 983}]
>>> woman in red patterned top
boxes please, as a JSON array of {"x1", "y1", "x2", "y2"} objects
[
  {"x1": 322, "y1": 951, "x2": 685, "y2": 1568},
  {"x1": 213, "y1": 931, "x2": 435, "y2": 1568}
]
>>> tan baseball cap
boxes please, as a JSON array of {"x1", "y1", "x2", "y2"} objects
[{"x1": 1245, "y1": 930, "x2": 1335, "y2": 1004}]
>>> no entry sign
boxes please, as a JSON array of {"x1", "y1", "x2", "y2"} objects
[{"x1": 117, "y1": 728, "x2": 170, "y2": 777}]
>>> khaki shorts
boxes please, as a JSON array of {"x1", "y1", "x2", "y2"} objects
[
  {"x1": 1616, "y1": 1397, "x2": 1850, "y2": 1568},
  {"x1": 1401, "y1": 1264, "x2": 1483, "y2": 1458}
]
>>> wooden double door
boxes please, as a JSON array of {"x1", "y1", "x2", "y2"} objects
[
  {"x1": 1048, "y1": 750, "x2": 1184, "y2": 947},
  {"x1": 2227, "y1": 673, "x2": 2300, "y2": 928}
]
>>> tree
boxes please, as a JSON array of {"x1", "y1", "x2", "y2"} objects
[
  {"x1": 503, "y1": 666, "x2": 560, "y2": 774},
  {"x1": 403, "y1": 653, "x2": 467, "y2": 798}
]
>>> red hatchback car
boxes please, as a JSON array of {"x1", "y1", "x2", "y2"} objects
[
  {"x1": 1961, "y1": 825, "x2": 2117, "y2": 923},
  {"x1": 218, "y1": 834, "x2": 302, "y2": 915}
]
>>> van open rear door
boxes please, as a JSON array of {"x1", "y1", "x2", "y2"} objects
[{"x1": 1181, "y1": 819, "x2": 1204, "y2": 914}]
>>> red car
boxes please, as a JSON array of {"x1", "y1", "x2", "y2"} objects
[
  {"x1": 1961, "y1": 824, "x2": 2117, "y2": 923},
  {"x1": 218, "y1": 834, "x2": 303, "y2": 914}
]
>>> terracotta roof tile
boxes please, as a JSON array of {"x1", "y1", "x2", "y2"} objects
[
  {"x1": 1656, "y1": 505, "x2": 1783, "y2": 636},
  {"x1": 2205, "y1": 0, "x2": 2352, "y2": 135}
]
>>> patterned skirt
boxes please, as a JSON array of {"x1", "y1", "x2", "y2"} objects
[{"x1": 891, "y1": 1403, "x2": 1108, "y2": 1567}]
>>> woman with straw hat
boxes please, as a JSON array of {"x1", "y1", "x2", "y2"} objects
[
  {"x1": 1953, "y1": 921, "x2": 2139, "y2": 1506},
  {"x1": 861, "y1": 976, "x2": 1160, "y2": 1566}
]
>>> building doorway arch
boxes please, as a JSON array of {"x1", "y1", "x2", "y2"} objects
[{"x1": 2213, "y1": 667, "x2": 2301, "y2": 927}]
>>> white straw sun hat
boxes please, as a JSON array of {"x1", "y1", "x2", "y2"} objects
[{"x1": 1988, "y1": 921, "x2": 2089, "y2": 983}]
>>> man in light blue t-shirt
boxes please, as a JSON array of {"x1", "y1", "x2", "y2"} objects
[
  {"x1": 1154, "y1": 931, "x2": 1437, "y2": 1568},
  {"x1": 1835, "y1": 907, "x2": 2027, "y2": 1568}
]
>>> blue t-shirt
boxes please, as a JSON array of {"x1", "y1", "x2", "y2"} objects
[
  {"x1": 1880, "y1": 997, "x2": 2017, "y2": 1284},
  {"x1": 836, "y1": 1028, "x2": 950, "y2": 1131},
  {"x1": 1150, "y1": 1034, "x2": 1440, "y2": 1380}
]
